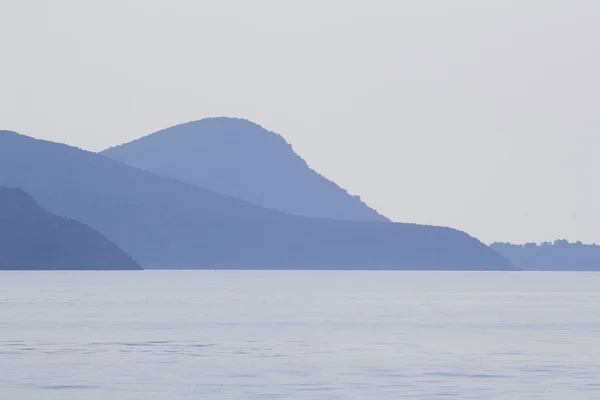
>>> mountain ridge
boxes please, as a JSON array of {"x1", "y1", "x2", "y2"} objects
[
  {"x1": 0, "y1": 186, "x2": 141, "y2": 270},
  {"x1": 0, "y1": 129, "x2": 514, "y2": 270},
  {"x1": 102, "y1": 117, "x2": 389, "y2": 222},
  {"x1": 491, "y1": 240, "x2": 600, "y2": 271}
]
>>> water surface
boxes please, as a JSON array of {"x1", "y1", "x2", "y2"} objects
[{"x1": 1, "y1": 271, "x2": 599, "y2": 399}]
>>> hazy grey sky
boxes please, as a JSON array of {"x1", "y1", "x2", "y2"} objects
[{"x1": 1, "y1": 0, "x2": 599, "y2": 244}]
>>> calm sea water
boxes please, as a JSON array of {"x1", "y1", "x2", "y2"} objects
[{"x1": 1, "y1": 271, "x2": 599, "y2": 399}]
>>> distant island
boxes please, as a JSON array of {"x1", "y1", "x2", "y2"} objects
[
  {"x1": 0, "y1": 187, "x2": 141, "y2": 270},
  {"x1": 0, "y1": 129, "x2": 514, "y2": 271},
  {"x1": 491, "y1": 240, "x2": 600, "y2": 271},
  {"x1": 102, "y1": 117, "x2": 388, "y2": 222}
]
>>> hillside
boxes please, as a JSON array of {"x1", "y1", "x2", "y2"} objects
[
  {"x1": 491, "y1": 240, "x2": 600, "y2": 271},
  {"x1": 0, "y1": 130, "x2": 514, "y2": 270},
  {"x1": 0, "y1": 187, "x2": 141, "y2": 270},
  {"x1": 102, "y1": 118, "x2": 388, "y2": 222}
]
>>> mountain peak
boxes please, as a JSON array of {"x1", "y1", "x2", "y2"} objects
[
  {"x1": 167, "y1": 117, "x2": 269, "y2": 133},
  {"x1": 103, "y1": 117, "x2": 389, "y2": 222}
]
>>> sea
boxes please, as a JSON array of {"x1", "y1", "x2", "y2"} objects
[{"x1": 1, "y1": 271, "x2": 599, "y2": 399}]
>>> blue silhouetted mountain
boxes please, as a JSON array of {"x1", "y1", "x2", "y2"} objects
[
  {"x1": 0, "y1": 187, "x2": 141, "y2": 270},
  {"x1": 102, "y1": 117, "x2": 389, "y2": 222},
  {"x1": 0, "y1": 130, "x2": 515, "y2": 270},
  {"x1": 491, "y1": 240, "x2": 600, "y2": 271}
]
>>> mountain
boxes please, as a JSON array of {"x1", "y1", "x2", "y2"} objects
[
  {"x1": 102, "y1": 117, "x2": 389, "y2": 222},
  {"x1": 491, "y1": 240, "x2": 600, "y2": 271},
  {"x1": 0, "y1": 130, "x2": 515, "y2": 270},
  {"x1": 0, "y1": 187, "x2": 141, "y2": 270}
]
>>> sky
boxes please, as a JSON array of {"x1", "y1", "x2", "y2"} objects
[{"x1": 1, "y1": 0, "x2": 599, "y2": 245}]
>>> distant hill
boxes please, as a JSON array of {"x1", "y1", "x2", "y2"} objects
[
  {"x1": 0, "y1": 187, "x2": 141, "y2": 270},
  {"x1": 491, "y1": 240, "x2": 600, "y2": 271},
  {"x1": 102, "y1": 117, "x2": 388, "y2": 222},
  {"x1": 0, "y1": 130, "x2": 514, "y2": 270}
]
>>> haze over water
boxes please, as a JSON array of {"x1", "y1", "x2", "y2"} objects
[{"x1": 1, "y1": 271, "x2": 599, "y2": 399}]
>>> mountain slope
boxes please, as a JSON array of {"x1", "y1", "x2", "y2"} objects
[
  {"x1": 0, "y1": 187, "x2": 141, "y2": 270},
  {"x1": 491, "y1": 241, "x2": 600, "y2": 271},
  {"x1": 102, "y1": 117, "x2": 389, "y2": 222},
  {"x1": 0, "y1": 130, "x2": 514, "y2": 270}
]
